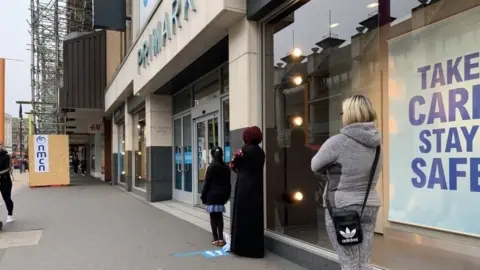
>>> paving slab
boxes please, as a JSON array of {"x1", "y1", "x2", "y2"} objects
[{"x1": 0, "y1": 175, "x2": 306, "y2": 270}]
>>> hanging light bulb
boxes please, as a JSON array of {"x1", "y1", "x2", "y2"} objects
[
  {"x1": 292, "y1": 48, "x2": 302, "y2": 58},
  {"x1": 293, "y1": 76, "x2": 303, "y2": 86}
]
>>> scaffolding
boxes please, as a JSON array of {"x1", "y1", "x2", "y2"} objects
[{"x1": 29, "y1": 0, "x2": 92, "y2": 134}]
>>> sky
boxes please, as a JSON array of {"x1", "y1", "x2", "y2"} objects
[{"x1": 0, "y1": 1, "x2": 31, "y2": 116}]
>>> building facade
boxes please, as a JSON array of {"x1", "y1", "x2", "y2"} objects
[
  {"x1": 11, "y1": 117, "x2": 28, "y2": 156},
  {"x1": 4, "y1": 114, "x2": 12, "y2": 153},
  {"x1": 103, "y1": 0, "x2": 480, "y2": 269}
]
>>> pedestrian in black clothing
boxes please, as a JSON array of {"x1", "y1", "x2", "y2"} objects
[
  {"x1": 72, "y1": 156, "x2": 79, "y2": 174},
  {"x1": 230, "y1": 126, "x2": 265, "y2": 258},
  {"x1": 201, "y1": 147, "x2": 231, "y2": 247},
  {"x1": 0, "y1": 141, "x2": 14, "y2": 225}
]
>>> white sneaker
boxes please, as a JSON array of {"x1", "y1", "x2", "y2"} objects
[{"x1": 6, "y1": 215, "x2": 14, "y2": 223}]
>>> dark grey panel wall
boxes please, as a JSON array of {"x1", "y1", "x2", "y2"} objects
[
  {"x1": 93, "y1": 0, "x2": 126, "y2": 31},
  {"x1": 61, "y1": 30, "x2": 106, "y2": 109},
  {"x1": 146, "y1": 146, "x2": 173, "y2": 202},
  {"x1": 247, "y1": 0, "x2": 288, "y2": 20},
  {"x1": 127, "y1": 96, "x2": 145, "y2": 114},
  {"x1": 113, "y1": 105, "x2": 125, "y2": 124},
  {"x1": 265, "y1": 236, "x2": 341, "y2": 270}
]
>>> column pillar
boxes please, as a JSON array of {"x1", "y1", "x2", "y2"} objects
[
  {"x1": 94, "y1": 133, "x2": 104, "y2": 179},
  {"x1": 124, "y1": 105, "x2": 134, "y2": 191},
  {"x1": 228, "y1": 18, "x2": 261, "y2": 214},
  {"x1": 145, "y1": 94, "x2": 173, "y2": 202},
  {"x1": 104, "y1": 117, "x2": 112, "y2": 182},
  {"x1": 111, "y1": 117, "x2": 118, "y2": 184}
]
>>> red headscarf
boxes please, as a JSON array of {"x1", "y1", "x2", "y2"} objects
[{"x1": 242, "y1": 126, "x2": 263, "y2": 145}]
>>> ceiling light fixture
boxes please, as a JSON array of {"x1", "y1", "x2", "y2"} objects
[
  {"x1": 367, "y1": 3, "x2": 379, "y2": 8},
  {"x1": 329, "y1": 22, "x2": 340, "y2": 28},
  {"x1": 292, "y1": 48, "x2": 302, "y2": 58}
]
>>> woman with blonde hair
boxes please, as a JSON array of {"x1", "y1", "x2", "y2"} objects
[{"x1": 311, "y1": 95, "x2": 382, "y2": 270}]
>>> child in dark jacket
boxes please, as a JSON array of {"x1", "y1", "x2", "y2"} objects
[{"x1": 201, "y1": 147, "x2": 231, "y2": 247}]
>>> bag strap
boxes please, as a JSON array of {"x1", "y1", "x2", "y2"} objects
[
  {"x1": 360, "y1": 146, "x2": 381, "y2": 216},
  {"x1": 325, "y1": 146, "x2": 380, "y2": 218}
]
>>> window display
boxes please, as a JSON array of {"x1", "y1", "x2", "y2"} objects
[
  {"x1": 263, "y1": 0, "x2": 480, "y2": 269},
  {"x1": 134, "y1": 109, "x2": 147, "y2": 190},
  {"x1": 118, "y1": 123, "x2": 125, "y2": 184}
]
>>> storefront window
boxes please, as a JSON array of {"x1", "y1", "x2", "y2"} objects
[
  {"x1": 264, "y1": 0, "x2": 480, "y2": 269},
  {"x1": 118, "y1": 123, "x2": 125, "y2": 184},
  {"x1": 264, "y1": 0, "x2": 383, "y2": 252},
  {"x1": 221, "y1": 65, "x2": 229, "y2": 93},
  {"x1": 173, "y1": 87, "x2": 193, "y2": 114},
  {"x1": 222, "y1": 99, "x2": 230, "y2": 163},
  {"x1": 194, "y1": 70, "x2": 220, "y2": 106},
  {"x1": 134, "y1": 109, "x2": 147, "y2": 190}
]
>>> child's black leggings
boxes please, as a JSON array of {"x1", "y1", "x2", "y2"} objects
[{"x1": 210, "y1": 212, "x2": 224, "y2": 241}]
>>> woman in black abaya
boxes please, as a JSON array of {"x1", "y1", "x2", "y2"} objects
[{"x1": 230, "y1": 126, "x2": 265, "y2": 258}]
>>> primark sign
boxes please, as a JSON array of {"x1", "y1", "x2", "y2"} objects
[{"x1": 138, "y1": 0, "x2": 197, "y2": 69}]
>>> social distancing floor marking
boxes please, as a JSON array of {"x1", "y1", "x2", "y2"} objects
[
  {"x1": 173, "y1": 248, "x2": 230, "y2": 259},
  {"x1": 0, "y1": 230, "x2": 43, "y2": 249}
]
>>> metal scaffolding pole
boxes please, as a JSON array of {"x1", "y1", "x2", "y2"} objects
[{"x1": 29, "y1": 0, "x2": 92, "y2": 135}]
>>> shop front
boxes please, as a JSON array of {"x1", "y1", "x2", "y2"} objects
[
  {"x1": 255, "y1": 0, "x2": 480, "y2": 269},
  {"x1": 105, "y1": 0, "x2": 255, "y2": 208}
]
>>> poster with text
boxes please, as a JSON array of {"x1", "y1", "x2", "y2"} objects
[{"x1": 388, "y1": 7, "x2": 480, "y2": 236}]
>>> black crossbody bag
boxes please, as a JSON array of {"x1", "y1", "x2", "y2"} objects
[{"x1": 325, "y1": 146, "x2": 380, "y2": 246}]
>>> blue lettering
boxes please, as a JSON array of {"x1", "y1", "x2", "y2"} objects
[
  {"x1": 183, "y1": 0, "x2": 196, "y2": 21},
  {"x1": 445, "y1": 127, "x2": 462, "y2": 152},
  {"x1": 470, "y1": 158, "x2": 480, "y2": 192},
  {"x1": 418, "y1": 65, "x2": 431, "y2": 90},
  {"x1": 427, "y1": 158, "x2": 447, "y2": 190},
  {"x1": 449, "y1": 158, "x2": 467, "y2": 191},
  {"x1": 473, "y1": 84, "x2": 480, "y2": 119},
  {"x1": 162, "y1": 13, "x2": 171, "y2": 45},
  {"x1": 448, "y1": 88, "x2": 469, "y2": 121},
  {"x1": 447, "y1": 57, "x2": 463, "y2": 84},
  {"x1": 427, "y1": 92, "x2": 447, "y2": 124},
  {"x1": 409, "y1": 96, "x2": 426, "y2": 126},
  {"x1": 431, "y1": 63, "x2": 446, "y2": 88},
  {"x1": 153, "y1": 23, "x2": 161, "y2": 55},
  {"x1": 412, "y1": 158, "x2": 427, "y2": 188},
  {"x1": 419, "y1": 130, "x2": 431, "y2": 153},
  {"x1": 432, "y1": 128, "x2": 445, "y2": 153},
  {"x1": 461, "y1": 125, "x2": 479, "y2": 152},
  {"x1": 464, "y1": 52, "x2": 480, "y2": 80},
  {"x1": 172, "y1": 0, "x2": 182, "y2": 34}
]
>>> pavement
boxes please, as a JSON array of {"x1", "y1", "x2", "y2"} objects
[{"x1": 0, "y1": 174, "x2": 306, "y2": 270}]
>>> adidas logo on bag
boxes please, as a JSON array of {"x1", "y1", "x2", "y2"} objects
[{"x1": 340, "y1": 227, "x2": 359, "y2": 244}]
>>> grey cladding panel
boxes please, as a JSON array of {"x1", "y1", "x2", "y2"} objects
[
  {"x1": 94, "y1": 0, "x2": 126, "y2": 31},
  {"x1": 61, "y1": 31, "x2": 106, "y2": 109}
]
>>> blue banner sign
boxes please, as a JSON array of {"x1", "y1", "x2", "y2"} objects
[{"x1": 388, "y1": 7, "x2": 480, "y2": 236}]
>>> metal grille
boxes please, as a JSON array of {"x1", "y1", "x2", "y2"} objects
[{"x1": 29, "y1": 0, "x2": 93, "y2": 134}]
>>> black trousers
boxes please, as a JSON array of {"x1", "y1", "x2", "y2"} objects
[
  {"x1": 209, "y1": 212, "x2": 224, "y2": 241},
  {"x1": 0, "y1": 177, "x2": 13, "y2": 216}
]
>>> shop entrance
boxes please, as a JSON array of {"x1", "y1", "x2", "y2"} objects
[
  {"x1": 173, "y1": 114, "x2": 193, "y2": 204},
  {"x1": 194, "y1": 113, "x2": 219, "y2": 206},
  {"x1": 192, "y1": 105, "x2": 231, "y2": 217}
]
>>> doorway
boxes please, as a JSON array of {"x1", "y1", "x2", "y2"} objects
[
  {"x1": 173, "y1": 114, "x2": 193, "y2": 204},
  {"x1": 194, "y1": 113, "x2": 219, "y2": 205}
]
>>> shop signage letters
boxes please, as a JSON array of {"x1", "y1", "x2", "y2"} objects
[
  {"x1": 388, "y1": 7, "x2": 480, "y2": 236},
  {"x1": 138, "y1": 0, "x2": 196, "y2": 69}
]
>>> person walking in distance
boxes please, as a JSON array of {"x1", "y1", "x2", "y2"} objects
[
  {"x1": 0, "y1": 141, "x2": 14, "y2": 224},
  {"x1": 201, "y1": 147, "x2": 231, "y2": 247}
]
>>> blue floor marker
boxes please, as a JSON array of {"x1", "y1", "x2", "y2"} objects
[{"x1": 174, "y1": 249, "x2": 230, "y2": 259}]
